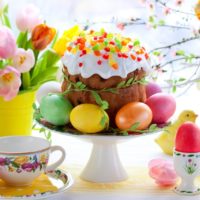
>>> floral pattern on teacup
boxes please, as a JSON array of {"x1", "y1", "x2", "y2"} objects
[
  {"x1": 185, "y1": 159, "x2": 198, "y2": 174},
  {"x1": 0, "y1": 153, "x2": 49, "y2": 173}
]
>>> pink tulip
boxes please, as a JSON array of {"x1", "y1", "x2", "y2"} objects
[
  {"x1": 148, "y1": 158, "x2": 177, "y2": 186},
  {"x1": 16, "y1": 4, "x2": 43, "y2": 32},
  {"x1": 12, "y1": 48, "x2": 35, "y2": 73},
  {"x1": 0, "y1": 26, "x2": 16, "y2": 59},
  {"x1": 0, "y1": 66, "x2": 21, "y2": 101}
]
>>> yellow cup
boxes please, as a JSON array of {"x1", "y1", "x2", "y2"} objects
[{"x1": 0, "y1": 91, "x2": 36, "y2": 136}]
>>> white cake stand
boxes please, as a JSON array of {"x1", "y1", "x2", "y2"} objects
[
  {"x1": 69, "y1": 134, "x2": 134, "y2": 183},
  {"x1": 37, "y1": 120, "x2": 155, "y2": 183}
]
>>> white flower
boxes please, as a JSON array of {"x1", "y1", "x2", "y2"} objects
[
  {"x1": 0, "y1": 0, "x2": 4, "y2": 12},
  {"x1": 12, "y1": 48, "x2": 35, "y2": 73}
]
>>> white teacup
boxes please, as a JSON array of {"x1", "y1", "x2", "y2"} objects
[{"x1": 0, "y1": 136, "x2": 66, "y2": 186}]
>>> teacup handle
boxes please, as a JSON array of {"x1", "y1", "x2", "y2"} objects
[{"x1": 45, "y1": 146, "x2": 66, "y2": 172}]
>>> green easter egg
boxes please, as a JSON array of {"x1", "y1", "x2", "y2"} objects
[{"x1": 40, "y1": 94, "x2": 73, "y2": 126}]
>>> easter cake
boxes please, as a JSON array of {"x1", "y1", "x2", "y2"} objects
[{"x1": 60, "y1": 28, "x2": 151, "y2": 123}]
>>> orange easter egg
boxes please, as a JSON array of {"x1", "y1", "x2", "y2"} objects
[{"x1": 115, "y1": 102, "x2": 152, "y2": 131}]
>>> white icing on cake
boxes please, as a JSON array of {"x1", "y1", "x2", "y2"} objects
[
  {"x1": 62, "y1": 51, "x2": 151, "y2": 79},
  {"x1": 61, "y1": 29, "x2": 152, "y2": 79}
]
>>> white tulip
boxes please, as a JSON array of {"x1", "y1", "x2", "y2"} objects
[{"x1": 0, "y1": 0, "x2": 4, "y2": 12}]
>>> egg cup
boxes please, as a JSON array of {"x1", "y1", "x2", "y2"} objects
[{"x1": 173, "y1": 150, "x2": 200, "y2": 195}]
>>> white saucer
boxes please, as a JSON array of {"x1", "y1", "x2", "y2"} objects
[{"x1": 0, "y1": 169, "x2": 73, "y2": 200}]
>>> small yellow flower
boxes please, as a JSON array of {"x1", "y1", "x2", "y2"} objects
[
  {"x1": 9, "y1": 166, "x2": 15, "y2": 172},
  {"x1": 14, "y1": 156, "x2": 29, "y2": 165},
  {"x1": 53, "y1": 25, "x2": 81, "y2": 56},
  {"x1": 40, "y1": 154, "x2": 47, "y2": 163}
]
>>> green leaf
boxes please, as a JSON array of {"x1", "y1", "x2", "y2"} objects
[
  {"x1": 31, "y1": 49, "x2": 60, "y2": 80},
  {"x1": 75, "y1": 81, "x2": 86, "y2": 89},
  {"x1": 91, "y1": 91, "x2": 102, "y2": 105},
  {"x1": 3, "y1": 4, "x2": 9, "y2": 13},
  {"x1": 91, "y1": 91, "x2": 109, "y2": 110},
  {"x1": 178, "y1": 78, "x2": 186, "y2": 82},
  {"x1": 3, "y1": 13, "x2": 11, "y2": 28},
  {"x1": 117, "y1": 81, "x2": 126, "y2": 88},
  {"x1": 11, "y1": 162, "x2": 20, "y2": 168},
  {"x1": 149, "y1": 124, "x2": 158, "y2": 131},
  {"x1": 121, "y1": 131, "x2": 129, "y2": 136},
  {"x1": 189, "y1": 53, "x2": 195, "y2": 59},
  {"x1": 32, "y1": 123, "x2": 36, "y2": 129},
  {"x1": 130, "y1": 122, "x2": 140, "y2": 131},
  {"x1": 153, "y1": 24, "x2": 157, "y2": 29},
  {"x1": 17, "y1": 31, "x2": 28, "y2": 49},
  {"x1": 138, "y1": 78, "x2": 148, "y2": 85},
  {"x1": 148, "y1": 16, "x2": 154, "y2": 23},
  {"x1": 133, "y1": 39, "x2": 140, "y2": 46},
  {"x1": 39, "y1": 127, "x2": 45, "y2": 133},
  {"x1": 101, "y1": 101, "x2": 109, "y2": 110},
  {"x1": 126, "y1": 78, "x2": 134, "y2": 86},
  {"x1": 51, "y1": 31, "x2": 59, "y2": 48},
  {"x1": 55, "y1": 169, "x2": 61, "y2": 176},
  {"x1": 47, "y1": 131, "x2": 52, "y2": 141},
  {"x1": 153, "y1": 51, "x2": 161, "y2": 56},
  {"x1": 158, "y1": 20, "x2": 165, "y2": 26},
  {"x1": 188, "y1": 154, "x2": 194, "y2": 157},
  {"x1": 31, "y1": 67, "x2": 58, "y2": 85},
  {"x1": 105, "y1": 88, "x2": 118, "y2": 94},
  {"x1": 176, "y1": 50, "x2": 185, "y2": 56},
  {"x1": 172, "y1": 85, "x2": 176, "y2": 93},
  {"x1": 32, "y1": 103, "x2": 37, "y2": 110},
  {"x1": 100, "y1": 114, "x2": 108, "y2": 128}
]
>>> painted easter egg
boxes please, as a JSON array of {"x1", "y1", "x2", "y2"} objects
[
  {"x1": 115, "y1": 102, "x2": 152, "y2": 131},
  {"x1": 146, "y1": 82, "x2": 162, "y2": 98},
  {"x1": 175, "y1": 122, "x2": 200, "y2": 153},
  {"x1": 40, "y1": 94, "x2": 73, "y2": 126},
  {"x1": 70, "y1": 104, "x2": 109, "y2": 133},
  {"x1": 146, "y1": 93, "x2": 176, "y2": 124},
  {"x1": 36, "y1": 81, "x2": 61, "y2": 104}
]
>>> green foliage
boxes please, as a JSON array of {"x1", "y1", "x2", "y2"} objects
[
  {"x1": 0, "y1": 4, "x2": 60, "y2": 93},
  {"x1": 117, "y1": 77, "x2": 148, "y2": 88},
  {"x1": 133, "y1": 39, "x2": 140, "y2": 46},
  {"x1": 0, "y1": 4, "x2": 11, "y2": 28},
  {"x1": 91, "y1": 91, "x2": 109, "y2": 110},
  {"x1": 30, "y1": 50, "x2": 60, "y2": 89},
  {"x1": 114, "y1": 122, "x2": 160, "y2": 136},
  {"x1": 100, "y1": 113, "x2": 109, "y2": 129},
  {"x1": 17, "y1": 31, "x2": 29, "y2": 49},
  {"x1": 168, "y1": 77, "x2": 186, "y2": 93},
  {"x1": 153, "y1": 51, "x2": 161, "y2": 56},
  {"x1": 176, "y1": 50, "x2": 185, "y2": 56}
]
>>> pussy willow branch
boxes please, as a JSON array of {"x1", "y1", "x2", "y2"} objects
[
  {"x1": 154, "y1": 56, "x2": 200, "y2": 69},
  {"x1": 149, "y1": 36, "x2": 200, "y2": 54},
  {"x1": 155, "y1": 0, "x2": 195, "y2": 16},
  {"x1": 162, "y1": 63, "x2": 200, "y2": 89},
  {"x1": 82, "y1": 18, "x2": 190, "y2": 30},
  {"x1": 177, "y1": 62, "x2": 200, "y2": 97}
]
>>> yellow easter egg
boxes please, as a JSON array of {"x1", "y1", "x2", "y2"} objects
[{"x1": 70, "y1": 104, "x2": 109, "y2": 134}]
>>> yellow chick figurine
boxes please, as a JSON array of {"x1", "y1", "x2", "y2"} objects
[{"x1": 155, "y1": 110, "x2": 198, "y2": 155}]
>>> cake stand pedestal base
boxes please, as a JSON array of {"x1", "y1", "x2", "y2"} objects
[{"x1": 80, "y1": 137, "x2": 128, "y2": 183}]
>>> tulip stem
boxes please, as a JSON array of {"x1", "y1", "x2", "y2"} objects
[{"x1": 22, "y1": 72, "x2": 31, "y2": 90}]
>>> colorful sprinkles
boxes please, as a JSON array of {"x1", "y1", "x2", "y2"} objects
[{"x1": 66, "y1": 29, "x2": 149, "y2": 70}]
